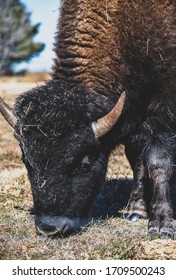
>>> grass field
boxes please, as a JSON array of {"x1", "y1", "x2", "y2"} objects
[{"x1": 0, "y1": 75, "x2": 176, "y2": 260}]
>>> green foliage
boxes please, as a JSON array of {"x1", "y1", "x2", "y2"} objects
[{"x1": 0, "y1": 0, "x2": 45, "y2": 75}]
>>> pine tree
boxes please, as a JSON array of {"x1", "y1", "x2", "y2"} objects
[{"x1": 0, "y1": 0, "x2": 45, "y2": 75}]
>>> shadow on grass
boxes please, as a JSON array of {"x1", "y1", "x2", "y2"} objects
[
  {"x1": 90, "y1": 177, "x2": 176, "y2": 220},
  {"x1": 90, "y1": 179, "x2": 132, "y2": 219}
]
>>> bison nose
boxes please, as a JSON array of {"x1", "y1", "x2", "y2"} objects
[{"x1": 35, "y1": 215, "x2": 91, "y2": 237}]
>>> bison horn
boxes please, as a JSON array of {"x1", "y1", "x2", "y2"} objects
[
  {"x1": 0, "y1": 96, "x2": 17, "y2": 128},
  {"x1": 92, "y1": 92, "x2": 126, "y2": 138}
]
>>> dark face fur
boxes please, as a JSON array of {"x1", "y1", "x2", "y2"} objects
[
  {"x1": 13, "y1": 80, "x2": 112, "y2": 235},
  {"x1": 18, "y1": 122, "x2": 106, "y2": 217}
]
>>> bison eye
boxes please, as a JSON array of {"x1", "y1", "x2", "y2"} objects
[
  {"x1": 67, "y1": 155, "x2": 91, "y2": 175},
  {"x1": 80, "y1": 156, "x2": 91, "y2": 173}
]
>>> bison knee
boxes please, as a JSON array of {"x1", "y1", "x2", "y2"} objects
[{"x1": 147, "y1": 151, "x2": 172, "y2": 182}]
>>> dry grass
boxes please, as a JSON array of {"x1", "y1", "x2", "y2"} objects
[
  {"x1": 0, "y1": 76, "x2": 176, "y2": 260},
  {"x1": 0, "y1": 72, "x2": 50, "y2": 83}
]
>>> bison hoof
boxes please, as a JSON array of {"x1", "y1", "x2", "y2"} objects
[
  {"x1": 123, "y1": 212, "x2": 144, "y2": 221},
  {"x1": 123, "y1": 213, "x2": 130, "y2": 219},
  {"x1": 160, "y1": 230, "x2": 174, "y2": 239},
  {"x1": 148, "y1": 226, "x2": 174, "y2": 240},
  {"x1": 35, "y1": 215, "x2": 91, "y2": 237},
  {"x1": 128, "y1": 213, "x2": 144, "y2": 221}
]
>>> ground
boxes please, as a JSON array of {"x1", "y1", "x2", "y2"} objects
[{"x1": 0, "y1": 75, "x2": 176, "y2": 260}]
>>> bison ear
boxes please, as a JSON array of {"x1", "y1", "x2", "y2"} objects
[
  {"x1": 0, "y1": 96, "x2": 17, "y2": 128},
  {"x1": 92, "y1": 92, "x2": 126, "y2": 138}
]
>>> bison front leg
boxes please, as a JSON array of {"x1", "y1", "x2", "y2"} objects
[
  {"x1": 147, "y1": 150, "x2": 174, "y2": 239},
  {"x1": 124, "y1": 160, "x2": 149, "y2": 221},
  {"x1": 124, "y1": 139, "x2": 151, "y2": 221}
]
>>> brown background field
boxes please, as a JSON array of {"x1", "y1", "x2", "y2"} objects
[{"x1": 0, "y1": 75, "x2": 176, "y2": 260}]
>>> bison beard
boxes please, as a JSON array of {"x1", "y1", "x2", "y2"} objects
[{"x1": 1, "y1": 0, "x2": 176, "y2": 238}]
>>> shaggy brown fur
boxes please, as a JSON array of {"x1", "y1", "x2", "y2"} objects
[
  {"x1": 53, "y1": 0, "x2": 124, "y2": 97},
  {"x1": 53, "y1": 1, "x2": 176, "y2": 97}
]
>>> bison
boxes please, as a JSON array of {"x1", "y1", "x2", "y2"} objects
[{"x1": 1, "y1": 0, "x2": 176, "y2": 238}]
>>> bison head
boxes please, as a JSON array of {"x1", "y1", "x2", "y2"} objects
[{"x1": 0, "y1": 80, "x2": 125, "y2": 237}]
